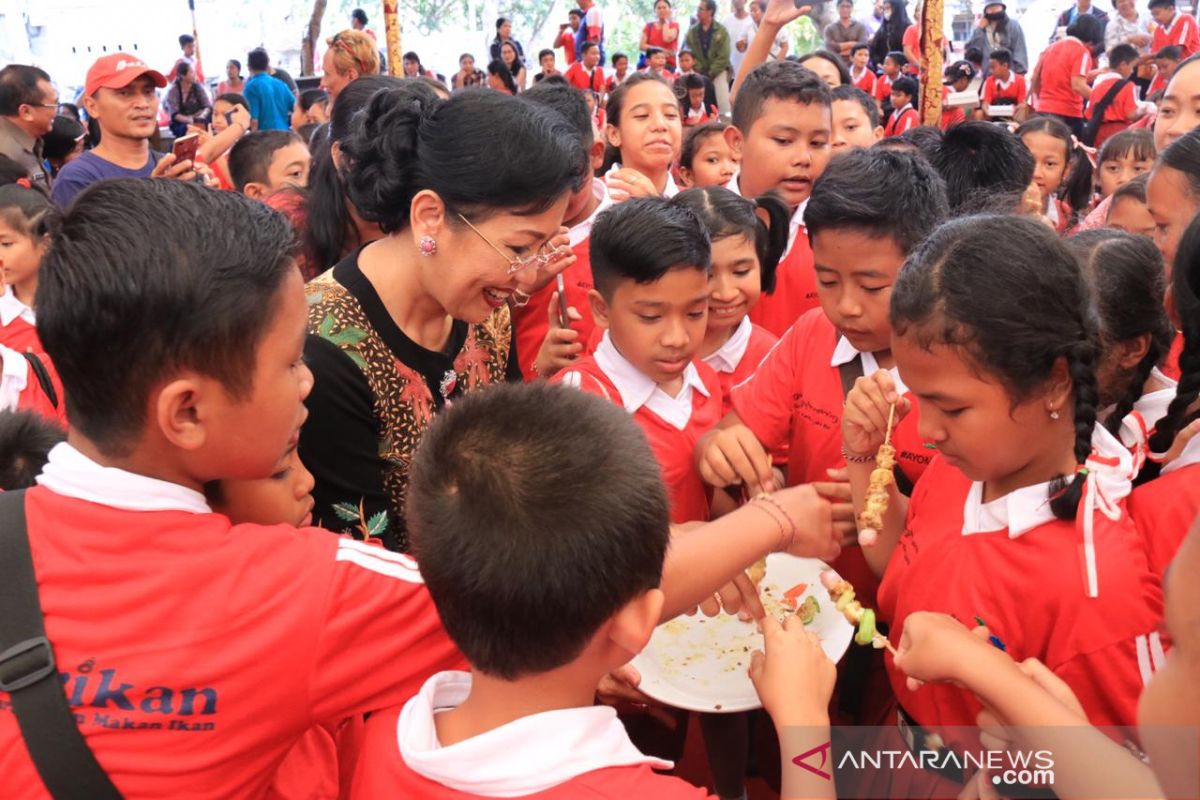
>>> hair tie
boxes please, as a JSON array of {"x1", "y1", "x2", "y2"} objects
[
  {"x1": 1075, "y1": 465, "x2": 1090, "y2": 477},
  {"x1": 1069, "y1": 135, "x2": 1098, "y2": 169},
  {"x1": 16, "y1": 178, "x2": 30, "y2": 189}
]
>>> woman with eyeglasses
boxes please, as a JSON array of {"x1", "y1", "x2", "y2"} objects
[{"x1": 300, "y1": 81, "x2": 583, "y2": 551}]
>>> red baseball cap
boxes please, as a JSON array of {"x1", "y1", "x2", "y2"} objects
[{"x1": 85, "y1": 53, "x2": 167, "y2": 97}]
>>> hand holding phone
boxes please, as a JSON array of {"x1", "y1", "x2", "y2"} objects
[{"x1": 172, "y1": 133, "x2": 199, "y2": 165}]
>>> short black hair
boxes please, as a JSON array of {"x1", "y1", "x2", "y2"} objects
[
  {"x1": 352, "y1": 7, "x2": 368, "y2": 24},
  {"x1": 0, "y1": 64, "x2": 51, "y2": 117},
  {"x1": 1148, "y1": 0, "x2": 1176, "y2": 9},
  {"x1": 806, "y1": 147, "x2": 948, "y2": 253},
  {"x1": 682, "y1": 72, "x2": 707, "y2": 92},
  {"x1": 298, "y1": 88, "x2": 329, "y2": 113},
  {"x1": 569, "y1": 8, "x2": 584, "y2": 18},
  {"x1": 931, "y1": 120, "x2": 1034, "y2": 213},
  {"x1": 580, "y1": 41, "x2": 599, "y2": 56},
  {"x1": 850, "y1": 43, "x2": 870, "y2": 56},
  {"x1": 612, "y1": 52, "x2": 629, "y2": 67},
  {"x1": 885, "y1": 50, "x2": 908, "y2": 67},
  {"x1": 1067, "y1": 13, "x2": 1104, "y2": 47},
  {"x1": 228, "y1": 130, "x2": 304, "y2": 192},
  {"x1": 989, "y1": 47, "x2": 1012, "y2": 66},
  {"x1": 679, "y1": 120, "x2": 728, "y2": 170},
  {"x1": 342, "y1": 82, "x2": 585, "y2": 233},
  {"x1": 538, "y1": 48, "x2": 554, "y2": 61},
  {"x1": 733, "y1": 61, "x2": 831, "y2": 132},
  {"x1": 227, "y1": 59, "x2": 242, "y2": 73},
  {"x1": 831, "y1": 84, "x2": 880, "y2": 128},
  {"x1": 647, "y1": 46, "x2": 665, "y2": 58},
  {"x1": 964, "y1": 46, "x2": 984, "y2": 64},
  {"x1": 0, "y1": 410, "x2": 65, "y2": 490},
  {"x1": 590, "y1": 197, "x2": 712, "y2": 299},
  {"x1": 699, "y1": 0, "x2": 718, "y2": 11},
  {"x1": 247, "y1": 47, "x2": 270, "y2": 72},
  {"x1": 1109, "y1": 43, "x2": 1140, "y2": 68},
  {"x1": 891, "y1": 75, "x2": 919, "y2": 100},
  {"x1": 1155, "y1": 44, "x2": 1184, "y2": 60},
  {"x1": 36, "y1": 180, "x2": 296, "y2": 456},
  {"x1": 407, "y1": 382, "x2": 670, "y2": 680},
  {"x1": 215, "y1": 92, "x2": 249, "y2": 110},
  {"x1": 179, "y1": 34, "x2": 194, "y2": 47},
  {"x1": 523, "y1": 80, "x2": 595, "y2": 151}
]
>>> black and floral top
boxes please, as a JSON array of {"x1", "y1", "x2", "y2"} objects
[{"x1": 300, "y1": 249, "x2": 518, "y2": 551}]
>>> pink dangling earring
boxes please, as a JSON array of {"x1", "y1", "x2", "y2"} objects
[{"x1": 418, "y1": 235, "x2": 438, "y2": 257}]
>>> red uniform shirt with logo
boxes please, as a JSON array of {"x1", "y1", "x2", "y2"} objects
[
  {"x1": 0, "y1": 445, "x2": 465, "y2": 799},
  {"x1": 351, "y1": 672, "x2": 712, "y2": 799},
  {"x1": 552, "y1": 335, "x2": 724, "y2": 523},
  {"x1": 878, "y1": 445, "x2": 1164, "y2": 736},
  {"x1": 1152, "y1": 12, "x2": 1200, "y2": 57},
  {"x1": 732, "y1": 308, "x2": 929, "y2": 608}
]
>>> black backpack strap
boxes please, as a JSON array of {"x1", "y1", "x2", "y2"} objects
[
  {"x1": 21, "y1": 352, "x2": 58, "y2": 410},
  {"x1": 0, "y1": 491, "x2": 123, "y2": 799},
  {"x1": 1081, "y1": 76, "x2": 1131, "y2": 147},
  {"x1": 838, "y1": 356, "x2": 914, "y2": 497}
]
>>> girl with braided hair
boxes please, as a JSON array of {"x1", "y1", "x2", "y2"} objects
[
  {"x1": 1130, "y1": 210, "x2": 1200, "y2": 578},
  {"x1": 838, "y1": 214, "x2": 1162, "y2": 796},
  {"x1": 1066, "y1": 230, "x2": 1176, "y2": 463}
]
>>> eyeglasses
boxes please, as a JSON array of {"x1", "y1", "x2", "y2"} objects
[
  {"x1": 25, "y1": 102, "x2": 58, "y2": 111},
  {"x1": 457, "y1": 213, "x2": 562, "y2": 275}
]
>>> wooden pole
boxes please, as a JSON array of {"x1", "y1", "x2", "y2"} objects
[
  {"x1": 919, "y1": 0, "x2": 945, "y2": 126},
  {"x1": 383, "y1": 1, "x2": 404, "y2": 77},
  {"x1": 188, "y1": 0, "x2": 203, "y2": 82}
]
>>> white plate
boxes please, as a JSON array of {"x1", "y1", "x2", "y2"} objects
[{"x1": 631, "y1": 555, "x2": 854, "y2": 713}]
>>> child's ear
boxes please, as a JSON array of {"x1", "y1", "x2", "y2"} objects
[
  {"x1": 872, "y1": 125, "x2": 885, "y2": 143},
  {"x1": 724, "y1": 124, "x2": 744, "y2": 159},
  {"x1": 410, "y1": 190, "x2": 447, "y2": 243},
  {"x1": 242, "y1": 182, "x2": 268, "y2": 201},
  {"x1": 589, "y1": 138, "x2": 606, "y2": 172},
  {"x1": 1117, "y1": 333, "x2": 1152, "y2": 371},
  {"x1": 154, "y1": 374, "x2": 210, "y2": 452},
  {"x1": 587, "y1": 288, "x2": 610, "y2": 329},
  {"x1": 678, "y1": 166, "x2": 694, "y2": 187},
  {"x1": 1046, "y1": 355, "x2": 1075, "y2": 415},
  {"x1": 605, "y1": 121, "x2": 622, "y2": 149},
  {"x1": 607, "y1": 589, "x2": 665, "y2": 656}
]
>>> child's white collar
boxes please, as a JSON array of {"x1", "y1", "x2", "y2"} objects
[
  {"x1": 0, "y1": 284, "x2": 35, "y2": 327},
  {"x1": 37, "y1": 442, "x2": 212, "y2": 514}
]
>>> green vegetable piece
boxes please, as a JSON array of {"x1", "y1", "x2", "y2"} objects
[
  {"x1": 855, "y1": 608, "x2": 877, "y2": 646},
  {"x1": 835, "y1": 588, "x2": 856, "y2": 612},
  {"x1": 798, "y1": 595, "x2": 821, "y2": 625}
]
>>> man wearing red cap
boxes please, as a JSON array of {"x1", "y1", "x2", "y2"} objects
[{"x1": 51, "y1": 54, "x2": 200, "y2": 208}]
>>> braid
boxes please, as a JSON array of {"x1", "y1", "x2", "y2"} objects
[
  {"x1": 1050, "y1": 339, "x2": 1100, "y2": 520},
  {"x1": 1103, "y1": 341, "x2": 1164, "y2": 439},
  {"x1": 1140, "y1": 319, "x2": 1200, "y2": 483}
]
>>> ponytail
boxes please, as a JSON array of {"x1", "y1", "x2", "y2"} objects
[
  {"x1": 752, "y1": 193, "x2": 790, "y2": 294},
  {"x1": 670, "y1": 186, "x2": 788, "y2": 293}
]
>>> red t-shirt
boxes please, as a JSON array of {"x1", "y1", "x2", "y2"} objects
[
  {"x1": 1034, "y1": 37, "x2": 1093, "y2": 118},
  {"x1": 747, "y1": 233, "x2": 819, "y2": 338},
  {"x1": 874, "y1": 72, "x2": 895, "y2": 105},
  {"x1": 644, "y1": 20, "x2": 682, "y2": 65},
  {"x1": 940, "y1": 86, "x2": 965, "y2": 130},
  {"x1": 1129, "y1": 445, "x2": 1200, "y2": 579},
  {"x1": 2, "y1": 347, "x2": 68, "y2": 427},
  {"x1": 902, "y1": 24, "x2": 920, "y2": 70},
  {"x1": 553, "y1": 350, "x2": 724, "y2": 524},
  {"x1": 559, "y1": 29, "x2": 578, "y2": 64},
  {"x1": 0, "y1": 484, "x2": 464, "y2": 799},
  {"x1": 1151, "y1": 12, "x2": 1200, "y2": 58},
  {"x1": 851, "y1": 66, "x2": 877, "y2": 95},
  {"x1": 731, "y1": 308, "x2": 930, "y2": 606},
  {"x1": 884, "y1": 105, "x2": 919, "y2": 137},
  {"x1": 1090, "y1": 73, "x2": 1138, "y2": 123},
  {"x1": 981, "y1": 73, "x2": 1027, "y2": 107},
  {"x1": 879, "y1": 456, "x2": 1164, "y2": 732},
  {"x1": 565, "y1": 61, "x2": 605, "y2": 92},
  {"x1": 0, "y1": 286, "x2": 40, "y2": 353},
  {"x1": 702, "y1": 319, "x2": 778, "y2": 409}
]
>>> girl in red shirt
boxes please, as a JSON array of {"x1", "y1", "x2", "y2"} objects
[
  {"x1": 1016, "y1": 115, "x2": 1095, "y2": 232},
  {"x1": 675, "y1": 186, "x2": 789, "y2": 405},
  {"x1": 843, "y1": 215, "x2": 1162, "y2": 795},
  {"x1": 0, "y1": 183, "x2": 55, "y2": 354}
]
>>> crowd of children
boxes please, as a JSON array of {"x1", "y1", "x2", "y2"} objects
[{"x1": 2, "y1": 2, "x2": 1200, "y2": 798}]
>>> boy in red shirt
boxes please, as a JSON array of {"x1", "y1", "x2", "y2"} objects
[
  {"x1": 884, "y1": 76, "x2": 919, "y2": 136},
  {"x1": 978, "y1": 47, "x2": 1026, "y2": 119},
  {"x1": 848, "y1": 44, "x2": 876, "y2": 95},
  {"x1": 643, "y1": 46, "x2": 678, "y2": 83},
  {"x1": 696, "y1": 148, "x2": 948, "y2": 723},
  {"x1": 1150, "y1": 0, "x2": 1200, "y2": 57},
  {"x1": 874, "y1": 51, "x2": 906, "y2": 115},
  {"x1": 553, "y1": 198, "x2": 722, "y2": 524},
  {"x1": 724, "y1": 60, "x2": 833, "y2": 336},
  {"x1": 351, "y1": 382, "x2": 839, "y2": 800},
  {"x1": 512, "y1": 82, "x2": 610, "y2": 380},
  {"x1": 565, "y1": 41, "x2": 605, "y2": 92},
  {"x1": 1089, "y1": 44, "x2": 1152, "y2": 147}
]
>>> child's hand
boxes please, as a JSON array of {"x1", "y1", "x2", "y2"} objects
[
  {"x1": 894, "y1": 611, "x2": 999, "y2": 691},
  {"x1": 596, "y1": 664, "x2": 680, "y2": 727},
  {"x1": 697, "y1": 424, "x2": 775, "y2": 493},
  {"x1": 227, "y1": 103, "x2": 251, "y2": 133},
  {"x1": 750, "y1": 614, "x2": 835, "y2": 727},
  {"x1": 766, "y1": 484, "x2": 839, "y2": 561},
  {"x1": 606, "y1": 167, "x2": 661, "y2": 201},
  {"x1": 811, "y1": 467, "x2": 857, "y2": 545},
  {"x1": 516, "y1": 226, "x2": 576, "y2": 294},
  {"x1": 761, "y1": 0, "x2": 812, "y2": 26},
  {"x1": 1160, "y1": 418, "x2": 1200, "y2": 467},
  {"x1": 842, "y1": 370, "x2": 911, "y2": 459},
  {"x1": 533, "y1": 291, "x2": 583, "y2": 378}
]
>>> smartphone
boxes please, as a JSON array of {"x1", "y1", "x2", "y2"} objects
[
  {"x1": 556, "y1": 273, "x2": 571, "y2": 328},
  {"x1": 172, "y1": 133, "x2": 199, "y2": 164},
  {"x1": 224, "y1": 109, "x2": 235, "y2": 126}
]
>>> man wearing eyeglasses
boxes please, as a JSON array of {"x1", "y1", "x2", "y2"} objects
[{"x1": 0, "y1": 65, "x2": 58, "y2": 190}]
